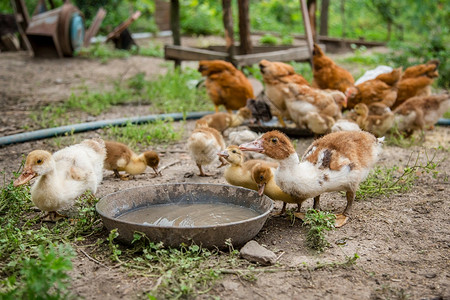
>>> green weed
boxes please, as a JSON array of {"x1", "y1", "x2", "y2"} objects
[
  {"x1": 357, "y1": 150, "x2": 443, "y2": 201},
  {"x1": 259, "y1": 34, "x2": 279, "y2": 45},
  {"x1": 303, "y1": 209, "x2": 336, "y2": 252},
  {"x1": 138, "y1": 43, "x2": 164, "y2": 58},
  {"x1": 103, "y1": 119, "x2": 183, "y2": 149},
  {"x1": 77, "y1": 44, "x2": 131, "y2": 63}
]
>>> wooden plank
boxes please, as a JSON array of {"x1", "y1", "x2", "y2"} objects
[
  {"x1": 207, "y1": 45, "x2": 303, "y2": 54},
  {"x1": 164, "y1": 45, "x2": 228, "y2": 61},
  {"x1": 83, "y1": 8, "x2": 106, "y2": 47},
  {"x1": 234, "y1": 47, "x2": 311, "y2": 66}
]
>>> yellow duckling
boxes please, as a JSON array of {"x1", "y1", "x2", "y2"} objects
[
  {"x1": 217, "y1": 145, "x2": 277, "y2": 191},
  {"x1": 104, "y1": 141, "x2": 161, "y2": 180},
  {"x1": 251, "y1": 163, "x2": 307, "y2": 217}
]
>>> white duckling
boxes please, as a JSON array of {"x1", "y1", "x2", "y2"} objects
[
  {"x1": 239, "y1": 130, "x2": 384, "y2": 227},
  {"x1": 187, "y1": 127, "x2": 226, "y2": 177},
  {"x1": 14, "y1": 138, "x2": 106, "y2": 221}
]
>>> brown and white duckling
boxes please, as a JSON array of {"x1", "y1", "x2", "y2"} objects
[
  {"x1": 187, "y1": 127, "x2": 226, "y2": 177},
  {"x1": 393, "y1": 94, "x2": 450, "y2": 135},
  {"x1": 13, "y1": 139, "x2": 106, "y2": 221},
  {"x1": 239, "y1": 130, "x2": 384, "y2": 227},
  {"x1": 217, "y1": 145, "x2": 277, "y2": 191},
  {"x1": 195, "y1": 107, "x2": 252, "y2": 133},
  {"x1": 104, "y1": 141, "x2": 161, "y2": 180},
  {"x1": 251, "y1": 163, "x2": 306, "y2": 216},
  {"x1": 354, "y1": 103, "x2": 394, "y2": 137}
]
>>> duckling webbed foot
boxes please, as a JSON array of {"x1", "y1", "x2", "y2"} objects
[
  {"x1": 42, "y1": 211, "x2": 67, "y2": 222},
  {"x1": 334, "y1": 214, "x2": 349, "y2": 228}
]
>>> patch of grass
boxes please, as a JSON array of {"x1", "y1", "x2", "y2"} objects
[
  {"x1": 357, "y1": 149, "x2": 443, "y2": 201},
  {"x1": 77, "y1": 44, "x2": 131, "y2": 63},
  {"x1": 138, "y1": 43, "x2": 164, "y2": 58},
  {"x1": 291, "y1": 62, "x2": 313, "y2": 84},
  {"x1": 103, "y1": 119, "x2": 184, "y2": 149},
  {"x1": 30, "y1": 68, "x2": 213, "y2": 129},
  {"x1": 303, "y1": 209, "x2": 336, "y2": 252},
  {"x1": 444, "y1": 110, "x2": 450, "y2": 119},
  {"x1": 259, "y1": 34, "x2": 279, "y2": 45}
]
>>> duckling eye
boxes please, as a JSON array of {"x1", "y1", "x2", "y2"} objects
[
  {"x1": 259, "y1": 175, "x2": 264, "y2": 180},
  {"x1": 271, "y1": 138, "x2": 278, "y2": 144},
  {"x1": 37, "y1": 159, "x2": 42, "y2": 164},
  {"x1": 232, "y1": 150, "x2": 236, "y2": 153}
]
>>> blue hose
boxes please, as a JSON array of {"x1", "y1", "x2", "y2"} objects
[
  {"x1": 0, "y1": 111, "x2": 213, "y2": 146},
  {"x1": 437, "y1": 118, "x2": 450, "y2": 126}
]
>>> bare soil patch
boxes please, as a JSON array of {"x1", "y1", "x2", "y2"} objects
[{"x1": 0, "y1": 45, "x2": 449, "y2": 299}]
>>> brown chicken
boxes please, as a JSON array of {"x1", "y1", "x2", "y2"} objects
[
  {"x1": 312, "y1": 43, "x2": 355, "y2": 93},
  {"x1": 345, "y1": 67, "x2": 402, "y2": 109},
  {"x1": 198, "y1": 60, "x2": 254, "y2": 113},
  {"x1": 259, "y1": 59, "x2": 309, "y2": 126},
  {"x1": 392, "y1": 60, "x2": 440, "y2": 109}
]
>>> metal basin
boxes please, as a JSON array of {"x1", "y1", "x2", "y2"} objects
[{"x1": 96, "y1": 183, "x2": 273, "y2": 248}]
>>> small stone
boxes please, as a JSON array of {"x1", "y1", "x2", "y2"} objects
[
  {"x1": 240, "y1": 240, "x2": 277, "y2": 265},
  {"x1": 221, "y1": 280, "x2": 239, "y2": 291},
  {"x1": 272, "y1": 240, "x2": 277, "y2": 245},
  {"x1": 425, "y1": 273, "x2": 437, "y2": 279}
]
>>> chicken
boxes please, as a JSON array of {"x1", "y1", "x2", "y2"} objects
[
  {"x1": 217, "y1": 145, "x2": 277, "y2": 191},
  {"x1": 195, "y1": 107, "x2": 252, "y2": 133},
  {"x1": 198, "y1": 60, "x2": 254, "y2": 113},
  {"x1": 345, "y1": 67, "x2": 402, "y2": 109},
  {"x1": 393, "y1": 60, "x2": 440, "y2": 109},
  {"x1": 239, "y1": 130, "x2": 384, "y2": 227},
  {"x1": 312, "y1": 43, "x2": 355, "y2": 93},
  {"x1": 285, "y1": 83, "x2": 345, "y2": 134},
  {"x1": 187, "y1": 127, "x2": 226, "y2": 176},
  {"x1": 354, "y1": 103, "x2": 394, "y2": 137},
  {"x1": 259, "y1": 59, "x2": 309, "y2": 126},
  {"x1": 354, "y1": 65, "x2": 393, "y2": 86},
  {"x1": 393, "y1": 94, "x2": 450, "y2": 135},
  {"x1": 104, "y1": 141, "x2": 161, "y2": 180},
  {"x1": 251, "y1": 163, "x2": 301, "y2": 216},
  {"x1": 13, "y1": 139, "x2": 106, "y2": 221},
  {"x1": 246, "y1": 97, "x2": 272, "y2": 124}
]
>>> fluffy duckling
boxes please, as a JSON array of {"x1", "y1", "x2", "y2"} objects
[
  {"x1": 251, "y1": 163, "x2": 305, "y2": 216},
  {"x1": 354, "y1": 103, "x2": 394, "y2": 137},
  {"x1": 217, "y1": 145, "x2": 277, "y2": 191},
  {"x1": 239, "y1": 131, "x2": 384, "y2": 227},
  {"x1": 195, "y1": 107, "x2": 252, "y2": 133},
  {"x1": 330, "y1": 119, "x2": 361, "y2": 133},
  {"x1": 104, "y1": 141, "x2": 161, "y2": 180},
  {"x1": 393, "y1": 94, "x2": 450, "y2": 135},
  {"x1": 187, "y1": 127, "x2": 226, "y2": 177},
  {"x1": 13, "y1": 139, "x2": 106, "y2": 221}
]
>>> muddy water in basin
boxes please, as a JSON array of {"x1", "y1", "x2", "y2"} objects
[{"x1": 118, "y1": 203, "x2": 259, "y2": 227}]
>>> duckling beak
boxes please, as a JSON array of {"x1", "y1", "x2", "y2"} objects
[
  {"x1": 14, "y1": 167, "x2": 37, "y2": 187},
  {"x1": 152, "y1": 167, "x2": 162, "y2": 176},
  {"x1": 257, "y1": 183, "x2": 266, "y2": 196},
  {"x1": 217, "y1": 150, "x2": 229, "y2": 158},
  {"x1": 239, "y1": 139, "x2": 264, "y2": 153}
]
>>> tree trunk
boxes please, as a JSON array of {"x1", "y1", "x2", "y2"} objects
[
  {"x1": 222, "y1": 0, "x2": 235, "y2": 61},
  {"x1": 319, "y1": 0, "x2": 329, "y2": 36},
  {"x1": 170, "y1": 0, "x2": 181, "y2": 67},
  {"x1": 238, "y1": 0, "x2": 252, "y2": 54}
]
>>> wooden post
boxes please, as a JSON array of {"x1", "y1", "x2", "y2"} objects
[
  {"x1": 222, "y1": 0, "x2": 235, "y2": 62},
  {"x1": 10, "y1": 0, "x2": 32, "y2": 51},
  {"x1": 307, "y1": 0, "x2": 317, "y2": 42},
  {"x1": 319, "y1": 0, "x2": 329, "y2": 36},
  {"x1": 299, "y1": 0, "x2": 314, "y2": 66},
  {"x1": 340, "y1": 0, "x2": 346, "y2": 38},
  {"x1": 238, "y1": 0, "x2": 252, "y2": 55},
  {"x1": 170, "y1": 0, "x2": 181, "y2": 68}
]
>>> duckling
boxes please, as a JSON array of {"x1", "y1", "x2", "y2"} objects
[
  {"x1": 393, "y1": 94, "x2": 450, "y2": 135},
  {"x1": 187, "y1": 127, "x2": 226, "y2": 177},
  {"x1": 251, "y1": 163, "x2": 306, "y2": 216},
  {"x1": 195, "y1": 107, "x2": 252, "y2": 133},
  {"x1": 13, "y1": 138, "x2": 106, "y2": 221},
  {"x1": 354, "y1": 103, "x2": 394, "y2": 137},
  {"x1": 217, "y1": 145, "x2": 277, "y2": 191},
  {"x1": 104, "y1": 141, "x2": 161, "y2": 180},
  {"x1": 330, "y1": 119, "x2": 361, "y2": 133},
  {"x1": 239, "y1": 130, "x2": 383, "y2": 227}
]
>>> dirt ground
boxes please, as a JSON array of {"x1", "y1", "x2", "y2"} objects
[{"x1": 0, "y1": 40, "x2": 449, "y2": 300}]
